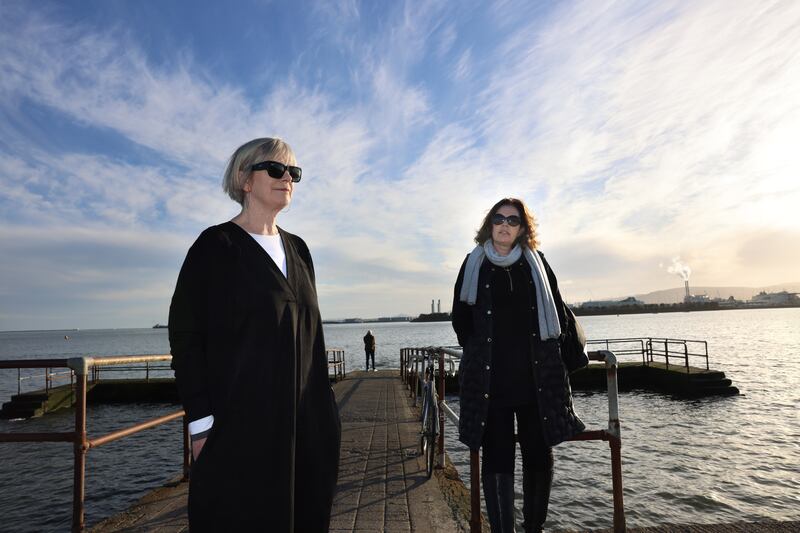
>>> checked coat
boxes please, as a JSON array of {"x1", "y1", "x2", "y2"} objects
[{"x1": 452, "y1": 250, "x2": 587, "y2": 451}]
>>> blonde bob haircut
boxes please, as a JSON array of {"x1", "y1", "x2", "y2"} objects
[
  {"x1": 474, "y1": 197, "x2": 539, "y2": 250},
  {"x1": 222, "y1": 138, "x2": 297, "y2": 205}
]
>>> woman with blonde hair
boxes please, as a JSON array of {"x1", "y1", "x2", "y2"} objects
[
  {"x1": 169, "y1": 137, "x2": 340, "y2": 531},
  {"x1": 452, "y1": 197, "x2": 588, "y2": 532}
]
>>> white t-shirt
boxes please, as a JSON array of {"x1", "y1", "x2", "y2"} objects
[
  {"x1": 188, "y1": 231, "x2": 287, "y2": 438},
  {"x1": 249, "y1": 232, "x2": 287, "y2": 278}
]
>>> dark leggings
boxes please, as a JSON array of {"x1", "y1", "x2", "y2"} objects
[
  {"x1": 365, "y1": 349, "x2": 375, "y2": 370},
  {"x1": 482, "y1": 402, "x2": 553, "y2": 474}
]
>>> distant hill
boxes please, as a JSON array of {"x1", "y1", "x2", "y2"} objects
[{"x1": 632, "y1": 282, "x2": 800, "y2": 304}]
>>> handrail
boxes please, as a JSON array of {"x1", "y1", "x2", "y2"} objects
[
  {"x1": 400, "y1": 346, "x2": 626, "y2": 533},
  {"x1": 0, "y1": 355, "x2": 190, "y2": 532},
  {"x1": 3, "y1": 356, "x2": 177, "y2": 396}
]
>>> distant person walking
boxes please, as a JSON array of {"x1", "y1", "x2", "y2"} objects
[
  {"x1": 169, "y1": 137, "x2": 340, "y2": 532},
  {"x1": 363, "y1": 330, "x2": 376, "y2": 370},
  {"x1": 452, "y1": 197, "x2": 589, "y2": 533}
]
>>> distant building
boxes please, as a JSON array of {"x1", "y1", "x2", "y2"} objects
[
  {"x1": 684, "y1": 293, "x2": 711, "y2": 304},
  {"x1": 717, "y1": 296, "x2": 743, "y2": 307},
  {"x1": 580, "y1": 296, "x2": 644, "y2": 308},
  {"x1": 749, "y1": 291, "x2": 800, "y2": 305}
]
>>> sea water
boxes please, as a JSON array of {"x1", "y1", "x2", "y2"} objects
[{"x1": 0, "y1": 308, "x2": 798, "y2": 531}]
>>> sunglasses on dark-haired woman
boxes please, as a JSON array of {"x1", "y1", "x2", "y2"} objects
[{"x1": 491, "y1": 213, "x2": 522, "y2": 227}]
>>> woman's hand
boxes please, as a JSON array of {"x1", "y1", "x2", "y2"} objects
[{"x1": 192, "y1": 436, "x2": 207, "y2": 461}]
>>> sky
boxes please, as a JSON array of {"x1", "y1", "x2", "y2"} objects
[{"x1": 1, "y1": 0, "x2": 799, "y2": 330}]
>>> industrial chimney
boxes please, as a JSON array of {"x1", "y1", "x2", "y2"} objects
[
  {"x1": 685, "y1": 280, "x2": 690, "y2": 300},
  {"x1": 431, "y1": 299, "x2": 435, "y2": 314},
  {"x1": 437, "y1": 299, "x2": 441, "y2": 313}
]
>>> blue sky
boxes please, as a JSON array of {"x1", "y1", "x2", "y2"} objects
[{"x1": 1, "y1": 0, "x2": 799, "y2": 330}]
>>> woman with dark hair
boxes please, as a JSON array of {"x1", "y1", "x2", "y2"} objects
[
  {"x1": 452, "y1": 198, "x2": 588, "y2": 533},
  {"x1": 169, "y1": 137, "x2": 340, "y2": 531}
]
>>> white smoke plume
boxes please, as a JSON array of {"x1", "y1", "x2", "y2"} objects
[{"x1": 667, "y1": 257, "x2": 692, "y2": 281}]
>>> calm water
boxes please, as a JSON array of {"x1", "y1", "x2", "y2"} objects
[{"x1": 1, "y1": 309, "x2": 799, "y2": 531}]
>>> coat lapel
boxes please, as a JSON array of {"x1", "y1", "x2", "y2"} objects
[
  {"x1": 279, "y1": 227, "x2": 302, "y2": 298},
  {"x1": 227, "y1": 222, "x2": 296, "y2": 298}
]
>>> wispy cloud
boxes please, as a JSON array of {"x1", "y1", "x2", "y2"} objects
[{"x1": 0, "y1": 0, "x2": 798, "y2": 329}]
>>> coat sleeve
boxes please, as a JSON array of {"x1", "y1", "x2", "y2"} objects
[
  {"x1": 291, "y1": 234, "x2": 317, "y2": 286},
  {"x1": 539, "y1": 251, "x2": 589, "y2": 373},
  {"x1": 168, "y1": 232, "x2": 214, "y2": 424},
  {"x1": 451, "y1": 256, "x2": 473, "y2": 347}
]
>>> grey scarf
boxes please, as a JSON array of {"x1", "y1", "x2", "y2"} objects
[{"x1": 459, "y1": 241, "x2": 562, "y2": 340}]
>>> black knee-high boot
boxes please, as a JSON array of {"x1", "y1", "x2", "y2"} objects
[
  {"x1": 483, "y1": 470, "x2": 517, "y2": 533},
  {"x1": 522, "y1": 454, "x2": 553, "y2": 532}
]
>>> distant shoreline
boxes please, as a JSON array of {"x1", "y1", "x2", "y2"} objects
[
  {"x1": 571, "y1": 302, "x2": 800, "y2": 316},
  {"x1": 3, "y1": 305, "x2": 798, "y2": 333},
  {"x1": 323, "y1": 303, "x2": 800, "y2": 324}
]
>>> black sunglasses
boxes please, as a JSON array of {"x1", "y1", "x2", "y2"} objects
[
  {"x1": 491, "y1": 213, "x2": 522, "y2": 227},
  {"x1": 251, "y1": 160, "x2": 302, "y2": 183}
]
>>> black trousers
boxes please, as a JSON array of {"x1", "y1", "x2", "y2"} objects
[
  {"x1": 482, "y1": 402, "x2": 552, "y2": 474},
  {"x1": 365, "y1": 348, "x2": 375, "y2": 370}
]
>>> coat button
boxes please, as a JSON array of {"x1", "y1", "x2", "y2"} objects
[
  {"x1": 543, "y1": 416, "x2": 548, "y2": 421},
  {"x1": 486, "y1": 310, "x2": 492, "y2": 315},
  {"x1": 531, "y1": 332, "x2": 537, "y2": 337},
  {"x1": 487, "y1": 337, "x2": 492, "y2": 342},
  {"x1": 538, "y1": 387, "x2": 542, "y2": 392},
  {"x1": 481, "y1": 421, "x2": 485, "y2": 426},
  {"x1": 531, "y1": 305, "x2": 535, "y2": 310},
  {"x1": 485, "y1": 284, "x2": 490, "y2": 288},
  {"x1": 534, "y1": 360, "x2": 538, "y2": 364},
  {"x1": 484, "y1": 393, "x2": 489, "y2": 399},
  {"x1": 485, "y1": 365, "x2": 490, "y2": 370}
]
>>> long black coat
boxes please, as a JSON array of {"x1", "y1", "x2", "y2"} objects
[
  {"x1": 169, "y1": 222, "x2": 340, "y2": 532},
  {"x1": 452, "y1": 251, "x2": 585, "y2": 450}
]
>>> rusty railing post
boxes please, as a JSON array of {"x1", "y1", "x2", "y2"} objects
[
  {"x1": 600, "y1": 349, "x2": 625, "y2": 533},
  {"x1": 68, "y1": 357, "x2": 89, "y2": 533},
  {"x1": 684, "y1": 343, "x2": 689, "y2": 373},
  {"x1": 438, "y1": 348, "x2": 445, "y2": 469},
  {"x1": 470, "y1": 449, "x2": 481, "y2": 533},
  {"x1": 413, "y1": 352, "x2": 419, "y2": 406},
  {"x1": 610, "y1": 435, "x2": 626, "y2": 532}
]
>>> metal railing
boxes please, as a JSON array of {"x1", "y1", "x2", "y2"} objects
[
  {"x1": 400, "y1": 346, "x2": 625, "y2": 533},
  {"x1": 327, "y1": 348, "x2": 347, "y2": 381},
  {"x1": 646, "y1": 337, "x2": 709, "y2": 371},
  {"x1": 11, "y1": 359, "x2": 177, "y2": 398},
  {"x1": 585, "y1": 337, "x2": 709, "y2": 372},
  {"x1": 92, "y1": 361, "x2": 173, "y2": 382},
  {"x1": 15, "y1": 366, "x2": 75, "y2": 396},
  {"x1": 0, "y1": 355, "x2": 190, "y2": 532}
]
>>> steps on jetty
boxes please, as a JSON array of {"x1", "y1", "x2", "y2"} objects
[
  {"x1": 569, "y1": 362, "x2": 740, "y2": 397},
  {"x1": 0, "y1": 380, "x2": 180, "y2": 420},
  {"x1": 0, "y1": 385, "x2": 78, "y2": 419}
]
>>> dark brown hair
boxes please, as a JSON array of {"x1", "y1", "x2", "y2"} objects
[{"x1": 474, "y1": 197, "x2": 539, "y2": 249}]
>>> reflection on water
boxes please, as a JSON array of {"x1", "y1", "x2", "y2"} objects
[{"x1": 1, "y1": 308, "x2": 799, "y2": 531}]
